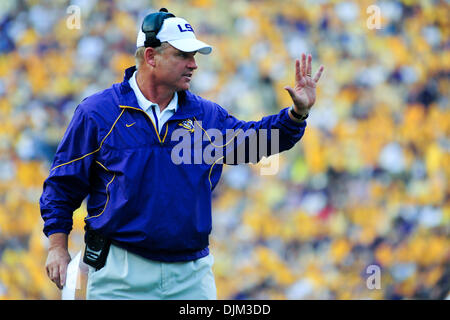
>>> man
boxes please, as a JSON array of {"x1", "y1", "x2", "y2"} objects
[{"x1": 40, "y1": 9, "x2": 324, "y2": 299}]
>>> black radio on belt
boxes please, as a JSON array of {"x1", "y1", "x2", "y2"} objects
[{"x1": 83, "y1": 227, "x2": 111, "y2": 270}]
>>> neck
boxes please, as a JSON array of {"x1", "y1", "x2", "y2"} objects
[{"x1": 136, "y1": 69, "x2": 174, "y2": 112}]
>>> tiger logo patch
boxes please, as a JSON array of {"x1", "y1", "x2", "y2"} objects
[{"x1": 178, "y1": 119, "x2": 195, "y2": 133}]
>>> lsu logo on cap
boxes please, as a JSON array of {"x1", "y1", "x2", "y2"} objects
[
  {"x1": 178, "y1": 119, "x2": 195, "y2": 132},
  {"x1": 178, "y1": 24, "x2": 194, "y2": 33}
]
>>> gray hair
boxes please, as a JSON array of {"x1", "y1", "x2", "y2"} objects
[{"x1": 135, "y1": 42, "x2": 170, "y2": 69}]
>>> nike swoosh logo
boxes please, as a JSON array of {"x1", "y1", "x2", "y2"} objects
[{"x1": 126, "y1": 122, "x2": 136, "y2": 127}]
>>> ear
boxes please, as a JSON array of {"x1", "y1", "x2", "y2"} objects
[{"x1": 144, "y1": 47, "x2": 157, "y2": 68}]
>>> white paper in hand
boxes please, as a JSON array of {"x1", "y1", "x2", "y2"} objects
[{"x1": 61, "y1": 251, "x2": 81, "y2": 300}]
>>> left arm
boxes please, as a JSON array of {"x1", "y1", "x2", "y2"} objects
[
  {"x1": 217, "y1": 53, "x2": 324, "y2": 164},
  {"x1": 217, "y1": 106, "x2": 307, "y2": 165}
]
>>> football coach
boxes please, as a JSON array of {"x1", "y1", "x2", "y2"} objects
[{"x1": 40, "y1": 8, "x2": 324, "y2": 299}]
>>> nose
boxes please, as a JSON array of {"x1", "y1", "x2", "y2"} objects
[{"x1": 187, "y1": 55, "x2": 197, "y2": 70}]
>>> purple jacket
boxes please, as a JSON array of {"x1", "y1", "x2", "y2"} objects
[{"x1": 40, "y1": 66, "x2": 307, "y2": 262}]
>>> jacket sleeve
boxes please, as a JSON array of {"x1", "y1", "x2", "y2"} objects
[
  {"x1": 216, "y1": 105, "x2": 307, "y2": 165},
  {"x1": 40, "y1": 105, "x2": 99, "y2": 237}
]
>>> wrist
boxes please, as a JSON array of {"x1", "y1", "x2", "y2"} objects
[
  {"x1": 289, "y1": 105, "x2": 309, "y2": 121},
  {"x1": 48, "y1": 233, "x2": 69, "y2": 251}
]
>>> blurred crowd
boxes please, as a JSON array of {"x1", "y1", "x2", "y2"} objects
[{"x1": 0, "y1": 0, "x2": 449, "y2": 299}]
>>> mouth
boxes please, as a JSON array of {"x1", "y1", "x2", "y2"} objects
[{"x1": 183, "y1": 73, "x2": 193, "y2": 81}]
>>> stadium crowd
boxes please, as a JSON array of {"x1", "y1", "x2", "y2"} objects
[{"x1": 0, "y1": 0, "x2": 448, "y2": 299}]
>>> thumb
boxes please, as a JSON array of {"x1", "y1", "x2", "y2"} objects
[{"x1": 284, "y1": 86, "x2": 297, "y2": 101}]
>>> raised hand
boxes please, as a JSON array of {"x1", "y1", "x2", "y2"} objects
[{"x1": 284, "y1": 53, "x2": 324, "y2": 115}]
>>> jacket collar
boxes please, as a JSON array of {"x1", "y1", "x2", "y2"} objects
[{"x1": 118, "y1": 66, "x2": 203, "y2": 120}]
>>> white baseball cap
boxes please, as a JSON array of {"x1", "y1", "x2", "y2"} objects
[{"x1": 136, "y1": 17, "x2": 212, "y2": 55}]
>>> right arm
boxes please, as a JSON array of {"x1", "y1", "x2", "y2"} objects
[{"x1": 40, "y1": 105, "x2": 99, "y2": 288}]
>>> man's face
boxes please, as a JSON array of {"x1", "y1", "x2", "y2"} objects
[{"x1": 153, "y1": 44, "x2": 198, "y2": 91}]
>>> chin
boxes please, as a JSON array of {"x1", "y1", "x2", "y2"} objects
[{"x1": 178, "y1": 83, "x2": 191, "y2": 91}]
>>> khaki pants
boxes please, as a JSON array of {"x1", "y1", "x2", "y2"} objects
[{"x1": 86, "y1": 244, "x2": 217, "y2": 300}]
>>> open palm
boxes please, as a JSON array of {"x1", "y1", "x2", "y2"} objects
[{"x1": 285, "y1": 53, "x2": 324, "y2": 113}]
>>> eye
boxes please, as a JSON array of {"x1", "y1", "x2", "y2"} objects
[{"x1": 177, "y1": 52, "x2": 195, "y2": 59}]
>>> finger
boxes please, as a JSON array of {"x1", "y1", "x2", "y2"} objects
[
  {"x1": 47, "y1": 265, "x2": 54, "y2": 280},
  {"x1": 295, "y1": 59, "x2": 301, "y2": 83},
  {"x1": 306, "y1": 54, "x2": 312, "y2": 77},
  {"x1": 55, "y1": 269, "x2": 63, "y2": 289},
  {"x1": 49, "y1": 266, "x2": 62, "y2": 289},
  {"x1": 48, "y1": 268, "x2": 55, "y2": 284},
  {"x1": 313, "y1": 65, "x2": 324, "y2": 83},
  {"x1": 301, "y1": 53, "x2": 306, "y2": 77},
  {"x1": 60, "y1": 263, "x2": 68, "y2": 288}
]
